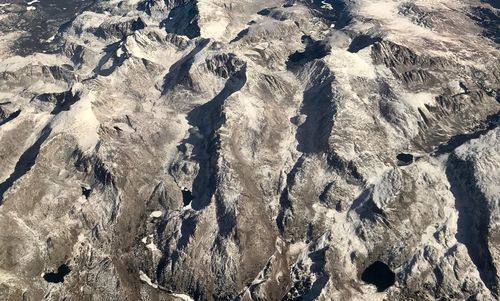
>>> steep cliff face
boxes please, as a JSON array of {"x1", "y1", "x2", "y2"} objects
[{"x1": 0, "y1": 0, "x2": 499, "y2": 300}]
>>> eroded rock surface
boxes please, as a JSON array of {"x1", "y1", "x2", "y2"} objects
[{"x1": 0, "y1": 0, "x2": 499, "y2": 300}]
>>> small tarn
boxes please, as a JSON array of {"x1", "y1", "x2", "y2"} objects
[
  {"x1": 81, "y1": 185, "x2": 91, "y2": 199},
  {"x1": 43, "y1": 264, "x2": 71, "y2": 283},
  {"x1": 361, "y1": 261, "x2": 395, "y2": 292},
  {"x1": 181, "y1": 187, "x2": 194, "y2": 206},
  {"x1": 396, "y1": 153, "x2": 414, "y2": 166},
  {"x1": 257, "y1": 8, "x2": 274, "y2": 16}
]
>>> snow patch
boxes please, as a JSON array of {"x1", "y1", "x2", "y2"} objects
[
  {"x1": 142, "y1": 234, "x2": 160, "y2": 253},
  {"x1": 326, "y1": 49, "x2": 376, "y2": 79},
  {"x1": 149, "y1": 211, "x2": 162, "y2": 218},
  {"x1": 288, "y1": 241, "x2": 308, "y2": 256},
  {"x1": 171, "y1": 293, "x2": 195, "y2": 301},
  {"x1": 139, "y1": 270, "x2": 158, "y2": 289},
  {"x1": 45, "y1": 35, "x2": 56, "y2": 43},
  {"x1": 402, "y1": 92, "x2": 436, "y2": 109},
  {"x1": 321, "y1": 1, "x2": 333, "y2": 10},
  {"x1": 50, "y1": 91, "x2": 99, "y2": 151}
]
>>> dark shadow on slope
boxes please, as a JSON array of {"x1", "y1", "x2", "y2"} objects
[
  {"x1": 257, "y1": 7, "x2": 276, "y2": 16},
  {"x1": 301, "y1": 247, "x2": 330, "y2": 300},
  {"x1": 325, "y1": 152, "x2": 364, "y2": 182},
  {"x1": 176, "y1": 216, "x2": 196, "y2": 251},
  {"x1": 0, "y1": 125, "x2": 52, "y2": 204},
  {"x1": 214, "y1": 193, "x2": 238, "y2": 240},
  {"x1": 287, "y1": 35, "x2": 331, "y2": 68},
  {"x1": 161, "y1": 39, "x2": 210, "y2": 94},
  {"x1": 93, "y1": 41, "x2": 129, "y2": 76},
  {"x1": 481, "y1": 0, "x2": 499, "y2": 9},
  {"x1": 230, "y1": 28, "x2": 249, "y2": 43},
  {"x1": 34, "y1": 90, "x2": 81, "y2": 114},
  {"x1": 348, "y1": 35, "x2": 382, "y2": 53},
  {"x1": 137, "y1": 0, "x2": 155, "y2": 15},
  {"x1": 160, "y1": 0, "x2": 200, "y2": 39},
  {"x1": 169, "y1": 214, "x2": 197, "y2": 270},
  {"x1": 469, "y1": 6, "x2": 500, "y2": 44},
  {"x1": 0, "y1": 110, "x2": 21, "y2": 127},
  {"x1": 160, "y1": 61, "x2": 247, "y2": 285},
  {"x1": 434, "y1": 112, "x2": 499, "y2": 155},
  {"x1": 256, "y1": 7, "x2": 288, "y2": 21},
  {"x1": 282, "y1": 246, "x2": 329, "y2": 301},
  {"x1": 182, "y1": 66, "x2": 247, "y2": 211},
  {"x1": 349, "y1": 187, "x2": 386, "y2": 222},
  {"x1": 295, "y1": 61, "x2": 336, "y2": 154},
  {"x1": 307, "y1": 0, "x2": 352, "y2": 29},
  {"x1": 446, "y1": 154, "x2": 499, "y2": 296}
]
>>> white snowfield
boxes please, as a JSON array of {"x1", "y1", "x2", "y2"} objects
[{"x1": 0, "y1": 0, "x2": 499, "y2": 300}]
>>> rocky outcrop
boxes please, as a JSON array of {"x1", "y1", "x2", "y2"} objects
[{"x1": 0, "y1": 0, "x2": 499, "y2": 300}]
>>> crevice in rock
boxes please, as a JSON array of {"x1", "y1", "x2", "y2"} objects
[{"x1": 276, "y1": 156, "x2": 305, "y2": 234}]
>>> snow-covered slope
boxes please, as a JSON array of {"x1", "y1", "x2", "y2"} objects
[{"x1": 0, "y1": 0, "x2": 499, "y2": 300}]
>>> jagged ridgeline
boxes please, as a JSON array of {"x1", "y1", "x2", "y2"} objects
[{"x1": 0, "y1": 0, "x2": 499, "y2": 300}]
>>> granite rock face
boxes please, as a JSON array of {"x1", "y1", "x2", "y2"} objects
[{"x1": 0, "y1": 0, "x2": 499, "y2": 300}]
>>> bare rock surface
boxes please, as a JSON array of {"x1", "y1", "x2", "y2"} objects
[{"x1": 0, "y1": 0, "x2": 499, "y2": 300}]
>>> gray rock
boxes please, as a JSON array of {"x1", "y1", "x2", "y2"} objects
[{"x1": 0, "y1": 0, "x2": 499, "y2": 300}]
